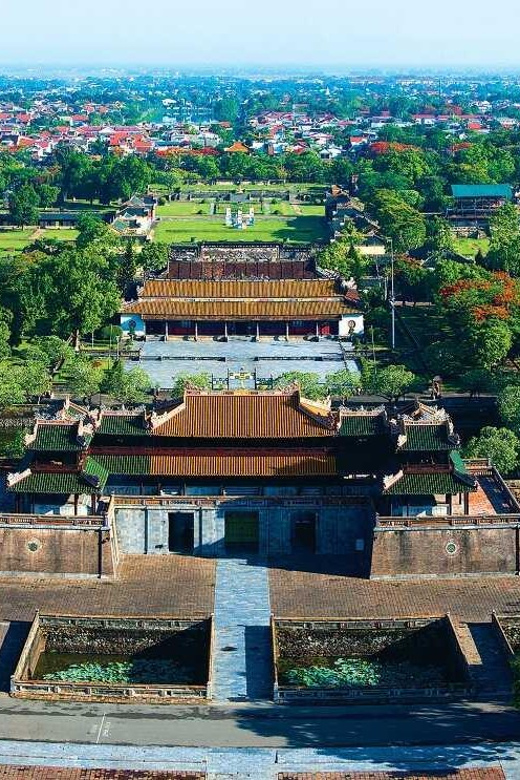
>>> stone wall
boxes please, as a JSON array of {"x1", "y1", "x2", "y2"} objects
[
  {"x1": 370, "y1": 524, "x2": 519, "y2": 579},
  {"x1": 0, "y1": 524, "x2": 118, "y2": 578}
]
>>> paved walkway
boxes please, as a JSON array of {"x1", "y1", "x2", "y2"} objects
[
  {"x1": 212, "y1": 559, "x2": 272, "y2": 702},
  {"x1": 0, "y1": 740, "x2": 519, "y2": 779}
]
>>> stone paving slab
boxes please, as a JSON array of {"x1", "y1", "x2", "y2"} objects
[
  {"x1": 132, "y1": 338, "x2": 356, "y2": 387},
  {"x1": 269, "y1": 565, "x2": 520, "y2": 621},
  {"x1": 212, "y1": 559, "x2": 272, "y2": 702},
  {"x1": 0, "y1": 742, "x2": 518, "y2": 780},
  {"x1": 0, "y1": 555, "x2": 216, "y2": 623}
]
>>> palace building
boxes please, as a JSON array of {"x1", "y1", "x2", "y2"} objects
[
  {"x1": 7, "y1": 390, "x2": 518, "y2": 580},
  {"x1": 121, "y1": 278, "x2": 364, "y2": 340}
]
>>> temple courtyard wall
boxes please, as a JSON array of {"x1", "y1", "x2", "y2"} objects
[
  {"x1": 370, "y1": 520, "x2": 520, "y2": 579},
  {"x1": 0, "y1": 518, "x2": 119, "y2": 579}
]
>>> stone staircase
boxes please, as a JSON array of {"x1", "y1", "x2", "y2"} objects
[
  {"x1": 211, "y1": 558, "x2": 272, "y2": 702},
  {"x1": 454, "y1": 620, "x2": 513, "y2": 696}
]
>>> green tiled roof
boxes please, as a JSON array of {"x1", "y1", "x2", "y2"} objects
[
  {"x1": 340, "y1": 415, "x2": 386, "y2": 437},
  {"x1": 96, "y1": 414, "x2": 149, "y2": 437},
  {"x1": 400, "y1": 424, "x2": 452, "y2": 451},
  {"x1": 94, "y1": 454, "x2": 150, "y2": 475},
  {"x1": 384, "y1": 471, "x2": 476, "y2": 496},
  {"x1": 451, "y1": 184, "x2": 512, "y2": 199},
  {"x1": 9, "y1": 472, "x2": 104, "y2": 494},
  {"x1": 31, "y1": 423, "x2": 89, "y2": 452},
  {"x1": 81, "y1": 457, "x2": 109, "y2": 490}
]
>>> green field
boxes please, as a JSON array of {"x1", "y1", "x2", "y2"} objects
[
  {"x1": 0, "y1": 227, "x2": 80, "y2": 255},
  {"x1": 154, "y1": 215, "x2": 328, "y2": 245},
  {"x1": 42, "y1": 229, "x2": 79, "y2": 242},
  {"x1": 0, "y1": 229, "x2": 37, "y2": 254},
  {"x1": 156, "y1": 200, "x2": 324, "y2": 218},
  {"x1": 452, "y1": 236, "x2": 490, "y2": 258},
  {"x1": 156, "y1": 201, "x2": 214, "y2": 217}
]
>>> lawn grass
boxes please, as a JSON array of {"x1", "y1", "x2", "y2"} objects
[
  {"x1": 153, "y1": 215, "x2": 328, "y2": 244},
  {"x1": 452, "y1": 236, "x2": 490, "y2": 258},
  {"x1": 156, "y1": 201, "x2": 213, "y2": 217},
  {"x1": 41, "y1": 229, "x2": 79, "y2": 242},
  {"x1": 0, "y1": 229, "x2": 36, "y2": 254}
]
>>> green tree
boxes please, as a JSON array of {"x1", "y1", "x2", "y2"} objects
[
  {"x1": 498, "y1": 384, "x2": 520, "y2": 433},
  {"x1": 326, "y1": 369, "x2": 361, "y2": 401},
  {"x1": 140, "y1": 242, "x2": 169, "y2": 275},
  {"x1": 0, "y1": 362, "x2": 25, "y2": 408},
  {"x1": 473, "y1": 320, "x2": 512, "y2": 371},
  {"x1": 8, "y1": 184, "x2": 39, "y2": 228},
  {"x1": 67, "y1": 357, "x2": 103, "y2": 405},
  {"x1": 102, "y1": 360, "x2": 151, "y2": 405},
  {"x1": 273, "y1": 371, "x2": 324, "y2": 400},
  {"x1": 487, "y1": 203, "x2": 520, "y2": 274},
  {"x1": 39, "y1": 248, "x2": 121, "y2": 347},
  {"x1": 362, "y1": 362, "x2": 416, "y2": 401},
  {"x1": 21, "y1": 360, "x2": 52, "y2": 402},
  {"x1": 372, "y1": 189, "x2": 426, "y2": 251},
  {"x1": 76, "y1": 213, "x2": 111, "y2": 249},
  {"x1": 464, "y1": 426, "x2": 519, "y2": 475},
  {"x1": 171, "y1": 371, "x2": 211, "y2": 398},
  {"x1": 112, "y1": 367, "x2": 152, "y2": 406},
  {"x1": 459, "y1": 369, "x2": 495, "y2": 397},
  {"x1": 24, "y1": 336, "x2": 74, "y2": 369}
]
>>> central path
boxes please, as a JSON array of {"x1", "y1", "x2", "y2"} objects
[{"x1": 212, "y1": 558, "x2": 272, "y2": 702}]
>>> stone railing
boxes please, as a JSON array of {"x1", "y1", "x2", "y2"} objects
[
  {"x1": 113, "y1": 494, "x2": 370, "y2": 508},
  {"x1": 0, "y1": 513, "x2": 106, "y2": 527},
  {"x1": 375, "y1": 514, "x2": 520, "y2": 528}
]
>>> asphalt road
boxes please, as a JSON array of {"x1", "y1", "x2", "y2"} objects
[{"x1": 0, "y1": 696, "x2": 520, "y2": 748}]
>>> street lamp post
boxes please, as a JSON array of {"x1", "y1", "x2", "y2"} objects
[{"x1": 389, "y1": 238, "x2": 396, "y2": 351}]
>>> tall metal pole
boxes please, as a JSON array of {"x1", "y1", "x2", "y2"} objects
[{"x1": 389, "y1": 238, "x2": 395, "y2": 350}]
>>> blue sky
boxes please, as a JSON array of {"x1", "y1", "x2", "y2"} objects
[{"x1": 2, "y1": 0, "x2": 519, "y2": 67}]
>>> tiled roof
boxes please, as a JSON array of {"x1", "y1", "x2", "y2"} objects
[
  {"x1": 123, "y1": 299, "x2": 352, "y2": 320},
  {"x1": 400, "y1": 423, "x2": 452, "y2": 451},
  {"x1": 82, "y1": 457, "x2": 109, "y2": 489},
  {"x1": 97, "y1": 414, "x2": 149, "y2": 437},
  {"x1": 340, "y1": 413, "x2": 386, "y2": 437},
  {"x1": 384, "y1": 471, "x2": 477, "y2": 495},
  {"x1": 139, "y1": 279, "x2": 339, "y2": 299},
  {"x1": 452, "y1": 184, "x2": 512, "y2": 199},
  {"x1": 96, "y1": 450, "x2": 337, "y2": 477},
  {"x1": 9, "y1": 471, "x2": 104, "y2": 494},
  {"x1": 153, "y1": 392, "x2": 335, "y2": 438},
  {"x1": 31, "y1": 422, "x2": 89, "y2": 452}
]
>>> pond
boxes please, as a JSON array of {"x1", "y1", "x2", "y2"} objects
[
  {"x1": 34, "y1": 651, "x2": 200, "y2": 685},
  {"x1": 278, "y1": 655, "x2": 447, "y2": 689}
]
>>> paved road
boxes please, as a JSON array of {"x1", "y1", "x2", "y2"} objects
[{"x1": 1, "y1": 696, "x2": 520, "y2": 748}]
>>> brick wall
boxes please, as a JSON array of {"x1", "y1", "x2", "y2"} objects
[
  {"x1": 0, "y1": 525, "x2": 118, "y2": 578},
  {"x1": 370, "y1": 525, "x2": 519, "y2": 579}
]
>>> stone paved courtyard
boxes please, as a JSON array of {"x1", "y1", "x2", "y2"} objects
[
  {"x1": 269, "y1": 563, "x2": 520, "y2": 621},
  {"x1": 129, "y1": 338, "x2": 358, "y2": 388},
  {"x1": 0, "y1": 556, "x2": 216, "y2": 622},
  {"x1": 1, "y1": 555, "x2": 520, "y2": 627}
]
